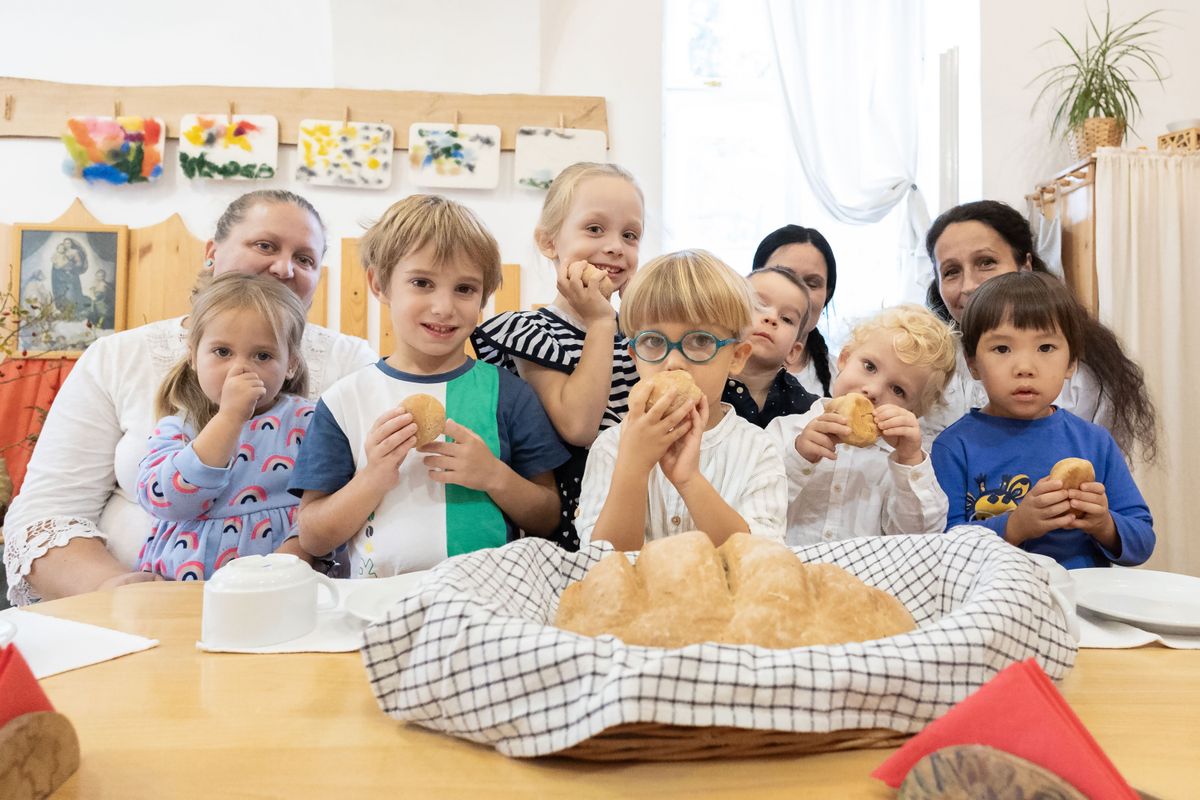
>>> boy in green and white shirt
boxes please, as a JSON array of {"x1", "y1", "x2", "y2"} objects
[{"x1": 289, "y1": 196, "x2": 567, "y2": 577}]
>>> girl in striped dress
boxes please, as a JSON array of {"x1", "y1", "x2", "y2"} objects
[
  {"x1": 136, "y1": 272, "x2": 312, "y2": 580},
  {"x1": 472, "y1": 162, "x2": 644, "y2": 549}
]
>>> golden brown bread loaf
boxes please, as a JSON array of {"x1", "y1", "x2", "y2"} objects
[
  {"x1": 580, "y1": 263, "x2": 616, "y2": 299},
  {"x1": 644, "y1": 370, "x2": 704, "y2": 415},
  {"x1": 556, "y1": 531, "x2": 916, "y2": 649},
  {"x1": 825, "y1": 392, "x2": 880, "y2": 447},
  {"x1": 1049, "y1": 457, "x2": 1095, "y2": 491},
  {"x1": 401, "y1": 393, "x2": 446, "y2": 447}
]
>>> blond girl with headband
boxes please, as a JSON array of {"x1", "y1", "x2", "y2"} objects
[
  {"x1": 574, "y1": 250, "x2": 787, "y2": 551},
  {"x1": 136, "y1": 272, "x2": 312, "y2": 580},
  {"x1": 472, "y1": 162, "x2": 644, "y2": 550}
]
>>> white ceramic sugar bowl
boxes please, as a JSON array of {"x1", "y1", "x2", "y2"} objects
[{"x1": 201, "y1": 553, "x2": 340, "y2": 648}]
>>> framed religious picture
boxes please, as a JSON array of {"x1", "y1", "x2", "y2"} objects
[{"x1": 10, "y1": 222, "x2": 128, "y2": 357}]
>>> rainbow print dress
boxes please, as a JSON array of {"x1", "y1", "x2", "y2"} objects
[{"x1": 136, "y1": 394, "x2": 313, "y2": 580}]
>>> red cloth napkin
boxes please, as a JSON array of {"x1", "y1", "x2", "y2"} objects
[
  {"x1": 872, "y1": 659, "x2": 1137, "y2": 800},
  {"x1": 0, "y1": 644, "x2": 55, "y2": 728}
]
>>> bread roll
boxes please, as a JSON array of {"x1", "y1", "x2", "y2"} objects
[
  {"x1": 645, "y1": 370, "x2": 703, "y2": 415},
  {"x1": 401, "y1": 393, "x2": 446, "y2": 447},
  {"x1": 1049, "y1": 457, "x2": 1095, "y2": 491},
  {"x1": 580, "y1": 263, "x2": 615, "y2": 299},
  {"x1": 555, "y1": 531, "x2": 916, "y2": 649},
  {"x1": 824, "y1": 392, "x2": 880, "y2": 447}
]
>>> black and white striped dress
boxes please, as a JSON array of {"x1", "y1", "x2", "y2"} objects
[{"x1": 471, "y1": 307, "x2": 638, "y2": 550}]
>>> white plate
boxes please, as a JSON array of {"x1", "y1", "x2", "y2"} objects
[
  {"x1": 1073, "y1": 568, "x2": 1200, "y2": 635},
  {"x1": 343, "y1": 572, "x2": 431, "y2": 624},
  {"x1": 0, "y1": 617, "x2": 15, "y2": 648}
]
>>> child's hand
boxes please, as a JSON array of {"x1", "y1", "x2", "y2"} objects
[
  {"x1": 219, "y1": 365, "x2": 267, "y2": 421},
  {"x1": 419, "y1": 419, "x2": 502, "y2": 493},
  {"x1": 557, "y1": 260, "x2": 616, "y2": 325},
  {"x1": 361, "y1": 408, "x2": 419, "y2": 491},
  {"x1": 619, "y1": 379, "x2": 695, "y2": 474},
  {"x1": 660, "y1": 394, "x2": 708, "y2": 489},
  {"x1": 1065, "y1": 481, "x2": 1117, "y2": 542},
  {"x1": 795, "y1": 411, "x2": 851, "y2": 463},
  {"x1": 1005, "y1": 477, "x2": 1074, "y2": 545},
  {"x1": 874, "y1": 404, "x2": 923, "y2": 465}
]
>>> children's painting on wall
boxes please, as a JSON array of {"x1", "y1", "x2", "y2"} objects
[
  {"x1": 178, "y1": 114, "x2": 279, "y2": 180},
  {"x1": 11, "y1": 224, "x2": 128, "y2": 356},
  {"x1": 514, "y1": 127, "x2": 607, "y2": 190},
  {"x1": 62, "y1": 116, "x2": 164, "y2": 185},
  {"x1": 295, "y1": 120, "x2": 394, "y2": 189},
  {"x1": 407, "y1": 123, "x2": 501, "y2": 190}
]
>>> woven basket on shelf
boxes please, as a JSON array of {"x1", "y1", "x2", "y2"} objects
[
  {"x1": 1157, "y1": 128, "x2": 1200, "y2": 153},
  {"x1": 1067, "y1": 117, "x2": 1124, "y2": 160},
  {"x1": 558, "y1": 722, "x2": 908, "y2": 762}
]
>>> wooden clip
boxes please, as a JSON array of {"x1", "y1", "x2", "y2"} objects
[
  {"x1": 343, "y1": 105, "x2": 350, "y2": 127},
  {"x1": 3, "y1": 94, "x2": 12, "y2": 121},
  {"x1": 113, "y1": 100, "x2": 121, "y2": 118},
  {"x1": 557, "y1": 112, "x2": 565, "y2": 132},
  {"x1": 453, "y1": 109, "x2": 460, "y2": 132},
  {"x1": 228, "y1": 101, "x2": 235, "y2": 125}
]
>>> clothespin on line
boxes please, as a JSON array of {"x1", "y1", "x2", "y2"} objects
[
  {"x1": 453, "y1": 109, "x2": 460, "y2": 133},
  {"x1": 228, "y1": 101, "x2": 235, "y2": 125},
  {"x1": 343, "y1": 105, "x2": 351, "y2": 128},
  {"x1": 3, "y1": 94, "x2": 13, "y2": 121}
]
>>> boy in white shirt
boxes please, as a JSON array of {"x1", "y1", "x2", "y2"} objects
[
  {"x1": 766, "y1": 305, "x2": 957, "y2": 546},
  {"x1": 575, "y1": 250, "x2": 787, "y2": 549}
]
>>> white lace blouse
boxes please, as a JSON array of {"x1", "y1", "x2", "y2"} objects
[{"x1": 3, "y1": 317, "x2": 377, "y2": 605}]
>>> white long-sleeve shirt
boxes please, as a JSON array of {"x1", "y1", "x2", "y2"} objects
[
  {"x1": 4, "y1": 317, "x2": 376, "y2": 605},
  {"x1": 766, "y1": 399, "x2": 948, "y2": 547},
  {"x1": 575, "y1": 405, "x2": 787, "y2": 547}
]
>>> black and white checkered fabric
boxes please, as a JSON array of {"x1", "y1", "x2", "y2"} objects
[{"x1": 361, "y1": 526, "x2": 1077, "y2": 757}]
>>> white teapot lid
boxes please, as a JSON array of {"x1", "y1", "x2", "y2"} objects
[{"x1": 206, "y1": 553, "x2": 314, "y2": 592}]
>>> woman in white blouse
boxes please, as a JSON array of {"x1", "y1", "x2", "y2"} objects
[
  {"x1": 4, "y1": 190, "x2": 377, "y2": 605},
  {"x1": 921, "y1": 200, "x2": 1156, "y2": 462}
]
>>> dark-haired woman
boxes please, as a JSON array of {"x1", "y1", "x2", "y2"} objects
[
  {"x1": 750, "y1": 225, "x2": 838, "y2": 397},
  {"x1": 923, "y1": 200, "x2": 1155, "y2": 460}
]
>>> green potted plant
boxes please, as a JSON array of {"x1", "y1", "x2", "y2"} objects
[{"x1": 1032, "y1": 3, "x2": 1168, "y2": 161}]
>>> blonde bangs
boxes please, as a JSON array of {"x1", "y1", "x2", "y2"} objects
[{"x1": 619, "y1": 250, "x2": 754, "y2": 338}]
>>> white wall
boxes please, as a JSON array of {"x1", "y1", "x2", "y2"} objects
[
  {"x1": 979, "y1": 0, "x2": 1200, "y2": 206},
  {"x1": 0, "y1": 0, "x2": 664, "y2": 342}
]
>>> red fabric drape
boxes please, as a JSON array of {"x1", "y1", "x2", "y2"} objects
[{"x1": 0, "y1": 358, "x2": 77, "y2": 495}]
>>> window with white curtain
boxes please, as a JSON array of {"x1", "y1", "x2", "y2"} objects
[{"x1": 663, "y1": 0, "x2": 978, "y2": 348}]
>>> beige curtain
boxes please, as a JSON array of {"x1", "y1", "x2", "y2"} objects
[{"x1": 1095, "y1": 148, "x2": 1200, "y2": 577}]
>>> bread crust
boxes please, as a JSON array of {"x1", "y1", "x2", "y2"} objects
[
  {"x1": 645, "y1": 370, "x2": 703, "y2": 415},
  {"x1": 1049, "y1": 457, "x2": 1095, "y2": 491},
  {"x1": 556, "y1": 531, "x2": 916, "y2": 649},
  {"x1": 402, "y1": 393, "x2": 446, "y2": 447},
  {"x1": 825, "y1": 392, "x2": 880, "y2": 447}
]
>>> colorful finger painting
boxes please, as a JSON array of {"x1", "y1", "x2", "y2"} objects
[
  {"x1": 407, "y1": 123, "x2": 501, "y2": 190},
  {"x1": 62, "y1": 116, "x2": 165, "y2": 185},
  {"x1": 514, "y1": 127, "x2": 608, "y2": 190},
  {"x1": 178, "y1": 114, "x2": 279, "y2": 181},
  {"x1": 295, "y1": 120, "x2": 394, "y2": 189}
]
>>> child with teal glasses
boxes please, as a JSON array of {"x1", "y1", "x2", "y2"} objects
[{"x1": 574, "y1": 250, "x2": 788, "y2": 550}]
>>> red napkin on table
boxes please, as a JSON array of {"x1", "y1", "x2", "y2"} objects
[
  {"x1": 872, "y1": 659, "x2": 1137, "y2": 800},
  {"x1": 0, "y1": 644, "x2": 55, "y2": 728}
]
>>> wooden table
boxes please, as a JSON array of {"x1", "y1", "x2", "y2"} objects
[{"x1": 31, "y1": 582, "x2": 1200, "y2": 798}]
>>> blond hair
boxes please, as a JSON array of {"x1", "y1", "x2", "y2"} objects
[
  {"x1": 157, "y1": 272, "x2": 309, "y2": 430},
  {"x1": 619, "y1": 250, "x2": 755, "y2": 339},
  {"x1": 535, "y1": 162, "x2": 643, "y2": 247},
  {"x1": 360, "y1": 194, "x2": 502, "y2": 299},
  {"x1": 841, "y1": 304, "x2": 958, "y2": 416}
]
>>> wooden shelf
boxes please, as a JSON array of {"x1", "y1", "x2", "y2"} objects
[{"x1": 0, "y1": 77, "x2": 608, "y2": 151}]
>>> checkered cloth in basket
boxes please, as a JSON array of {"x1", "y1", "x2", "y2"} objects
[{"x1": 361, "y1": 526, "x2": 1077, "y2": 758}]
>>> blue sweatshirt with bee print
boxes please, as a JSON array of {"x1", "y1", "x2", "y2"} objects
[{"x1": 930, "y1": 408, "x2": 1154, "y2": 569}]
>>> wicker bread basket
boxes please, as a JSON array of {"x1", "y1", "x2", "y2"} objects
[{"x1": 362, "y1": 528, "x2": 1077, "y2": 760}]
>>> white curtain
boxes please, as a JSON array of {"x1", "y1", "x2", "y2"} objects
[
  {"x1": 764, "y1": 0, "x2": 930, "y2": 302},
  {"x1": 1095, "y1": 148, "x2": 1200, "y2": 577}
]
